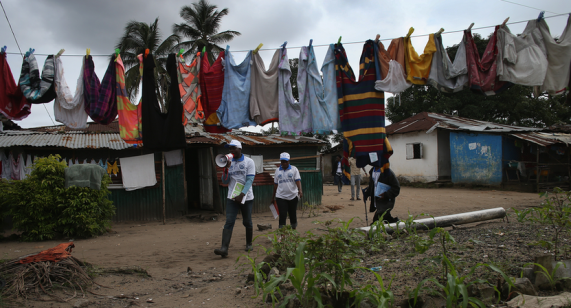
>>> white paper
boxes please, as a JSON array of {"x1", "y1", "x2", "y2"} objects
[
  {"x1": 369, "y1": 152, "x2": 378, "y2": 163},
  {"x1": 269, "y1": 203, "x2": 279, "y2": 219},
  {"x1": 230, "y1": 181, "x2": 246, "y2": 204},
  {"x1": 481, "y1": 146, "x2": 488, "y2": 154},
  {"x1": 468, "y1": 143, "x2": 477, "y2": 150}
]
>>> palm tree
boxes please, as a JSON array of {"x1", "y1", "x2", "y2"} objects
[
  {"x1": 173, "y1": 0, "x2": 241, "y2": 64},
  {"x1": 115, "y1": 18, "x2": 179, "y2": 107}
]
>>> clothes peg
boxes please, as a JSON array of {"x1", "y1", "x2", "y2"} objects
[
  {"x1": 467, "y1": 23, "x2": 474, "y2": 31},
  {"x1": 178, "y1": 48, "x2": 185, "y2": 56},
  {"x1": 338, "y1": 36, "x2": 342, "y2": 44},
  {"x1": 308, "y1": 39, "x2": 312, "y2": 48},
  {"x1": 435, "y1": 28, "x2": 445, "y2": 37},
  {"x1": 375, "y1": 34, "x2": 380, "y2": 43},
  {"x1": 501, "y1": 17, "x2": 510, "y2": 27},
  {"x1": 144, "y1": 49, "x2": 149, "y2": 58},
  {"x1": 406, "y1": 27, "x2": 415, "y2": 38},
  {"x1": 0, "y1": 46, "x2": 6, "y2": 54},
  {"x1": 202, "y1": 46, "x2": 206, "y2": 54},
  {"x1": 55, "y1": 49, "x2": 65, "y2": 58},
  {"x1": 281, "y1": 41, "x2": 288, "y2": 49},
  {"x1": 253, "y1": 43, "x2": 263, "y2": 54},
  {"x1": 25, "y1": 48, "x2": 34, "y2": 57},
  {"x1": 86, "y1": 48, "x2": 90, "y2": 59},
  {"x1": 537, "y1": 11, "x2": 545, "y2": 22},
  {"x1": 115, "y1": 48, "x2": 120, "y2": 56}
]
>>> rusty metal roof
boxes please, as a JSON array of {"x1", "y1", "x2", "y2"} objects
[
  {"x1": 387, "y1": 112, "x2": 543, "y2": 135},
  {"x1": 187, "y1": 132, "x2": 327, "y2": 146},
  {"x1": 0, "y1": 130, "x2": 134, "y2": 150},
  {"x1": 510, "y1": 132, "x2": 571, "y2": 147}
]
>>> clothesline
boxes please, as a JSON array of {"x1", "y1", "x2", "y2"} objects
[{"x1": 4, "y1": 12, "x2": 570, "y2": 57}]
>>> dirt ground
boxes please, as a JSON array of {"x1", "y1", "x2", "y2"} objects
[{"x1": 1, "y1": 185, "x2": 543, "y2": 307}]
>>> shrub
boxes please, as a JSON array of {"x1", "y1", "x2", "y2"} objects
[{"x1": 1, "y1": 155, "x2": 115, "y2": 241}]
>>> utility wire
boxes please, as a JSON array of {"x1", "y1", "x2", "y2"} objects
[
  {"x1": 500, "y1": 0, "x2": 558, "y2": 15},
  {"x1": 1, "y1": 0, "x2": 56, "y2": 126}
]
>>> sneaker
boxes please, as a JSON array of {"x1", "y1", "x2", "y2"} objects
[
  {"x1": 357, "y1": 198, "x2": 361, "y2": 200},
  {"x1": 350, "y1": 198, "x2": 355, "y2": 201}
]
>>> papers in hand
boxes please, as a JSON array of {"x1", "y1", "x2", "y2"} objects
[
  {"x1": 375, "y1": 182, "x2": 391, "y2": 198},
  {"x1": 230, "y1": 181, "x2": 246, "y2": 204},
  {"x1": 269, "y1": 201, "x2": 279, "y2": 219}
]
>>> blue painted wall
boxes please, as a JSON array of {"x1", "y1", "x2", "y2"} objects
[{"x1": 450, "y1": 132, "x2": 502, "y2": 185}]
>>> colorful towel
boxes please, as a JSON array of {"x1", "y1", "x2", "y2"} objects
[
  {"x1": 19, "y1": 52, "x2": 57, "y2": 104},
  {"x1": 83, "y1": 55, "x2": 118, "y2": 125},
  {"x1": 218, "y1": 46, "x2": 256, "y2": 129},
  {"x1": 53, "y1": 56, "x2": 88, "y2": 128},
  {"x1": 278, "y1": 48, "x2": 312, "y2": 135},
  {"x1": 177, "y1": 52, "x2": 204, "y2": 125},
  {"x1": 0, "y1": 52, "x2": 30, "y2": 120},
  {"x1": 334, "y1": 40, "x2": 392, "y2": 169},
  {"x1": 116, "y1": 54, "x2": 142, "y2": 145},
  {"x1": 199, "y1": 51, "x2": 229, "y2": 133}
]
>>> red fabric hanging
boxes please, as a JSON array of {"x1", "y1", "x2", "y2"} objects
[{"x1": 0, "y1": 53, "x2": 31, "y2": 120}]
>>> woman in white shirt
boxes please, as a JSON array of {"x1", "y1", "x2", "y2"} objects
[{"x1": 272, "y1": 152, "x2": 303, "y2": 229}]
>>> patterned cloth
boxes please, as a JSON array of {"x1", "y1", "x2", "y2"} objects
[
  {"x1": 83, "y1": 55, "x2": 117, "y2": 125},
  {"x1": 53, "y1": 56, "x2": 88, "y2": 128},
  {"x1": 177, "y1": 52, "x2": 204, "y2": 125},
  {"x1": 0, "y1": 53, "x2": 30, "y2": 120},
  {"x1": 278, "y1": 48, "x2": 311, "y2": 135},
  {"x1": 335, "y1": 40, "x2": 392, "y2": 169},
  {"x1": 464, "y1": 27, "x2": 512, "y2": 96},
  {"x1": 199, "y1": 51, "x2": 229, "y2": 133},
  {"x1": 116, "y1": 54, "x2": 142, "y2": 145},
  {"x1": 19, "y1": 52, "x2": 57, "y2": 104}
]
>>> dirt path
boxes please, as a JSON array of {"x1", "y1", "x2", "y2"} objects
[{"x1": 1, "y1": 186, "x2": 542, "y2": 307}]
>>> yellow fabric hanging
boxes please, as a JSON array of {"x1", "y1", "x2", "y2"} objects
[
  {"x1": 404, "y1": 28, "x2": 437, "y2": 85},
  {"x1": 107, "y1": 161, "x2": 118, "y2": 176}
]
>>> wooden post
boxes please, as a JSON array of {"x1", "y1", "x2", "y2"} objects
[
  {"x1": 536, "y1": 145, "x2": 540, "y2": 193},
  {"x1": 162, "y1": 152, "x2": 166, "y2": 225},
  {"x1": 210, "y1": 147, "x2": 224, "y2": 214},
  {"x1": 183, "y1": 149, "x2": 188, "y2": 211}
]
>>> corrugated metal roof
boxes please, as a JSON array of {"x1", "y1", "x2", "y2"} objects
[
  {"x1": 186, "y1": 132, "x2": 327, "y2": 146},
  {"x1": 511, "y1": 132, "x2": 571, "y2": 147},
  {"x1": 387, "y1": 112, "x2": 543, "y2": 135},
  {"x1": 0, "y1": 131, "x2": 134, "y2": 150}
]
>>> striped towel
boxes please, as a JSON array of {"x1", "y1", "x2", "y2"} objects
[
  {"x1": 199, "y1": 51, "x2": 229, "y2": 133},
  {"x1": 83, "y1": 55, "x2": 118, "y2": 125},
  {"x1": 335, "y1": 40, "x2": 392, "y2": 170},
  {"x1": 116, "y1": 55, "x2": 142, "y2": 145},
  {"x1": 19, "y1": 52, "x2": 57, "y2": 104},
  {"x1": 177, "y1": 52, "x2": 204, "y2": 125}
]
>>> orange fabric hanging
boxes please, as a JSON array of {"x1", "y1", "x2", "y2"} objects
[{"x1": 18, "y1": 243, "x2": 75, "y2": 264}]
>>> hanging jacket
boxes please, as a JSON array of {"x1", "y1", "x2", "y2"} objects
[
  {"x1": 496, "y1": 24, "x2": 548, "y2": 87},
  {"x1": 465, "y1": 27, "x2": 512, "y2": 96},
  {"x1": 427, "y1": 34, "x2": 469, "y2": 93},
  {"x1": 322, "y1": 45, "x2": 341, "y2": 131},
  {"x1": 533, "y1": 14, "x2": 571, "y2": 95},
  {"x1": 141, "y1": 53, "x2": 186, "y2": 151},
  {"x1": 199, "y1": 51, "x2": 230, "y2": 133},
  {"x1": 0, "y1": 52, "x2": 31, "y2": 120},
  {"x1": 249, "y1": 49, "x2": 280, "y2": 125},
  {"x1": 404, "y1": 31, "x2": 437, "y2": 85},
  {"x1": 218, "y1": 46, "x2": 256, "y2": 129},
  {"x1": 83, "y1": 55, "x2": 118, "y2": 125},
  {"x1": 19, "y1": 52, "x2": 57, "y2": 104},
  {"x1": 375, "y1": 38, "x2": 412, "y2": 93},
  {"x1": 53, "y1": 56, "x2": 88, "y2": 128},
  {"x1": 116, "y1": 54, "x2": 142, "y2": 145},
  {"x1": 177, "y1": 52, "x2": 204, "y2": 125},
  {"x1": 335, "y1": 40, "x2": 392, "y2": 169},
  {"x1": 278, "y1": 48, "x2": 312, "y2": 135}
]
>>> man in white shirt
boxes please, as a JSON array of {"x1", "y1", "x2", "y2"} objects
[
  {"x1": 214, "y1": 140, "x2": 256, "y2": 257},
  {"x1": 272, "y1": 152, "x2": 303, "y2": 229},
  {"x1": 332, "y1": 155, "x2": 343, "y2": 193}
]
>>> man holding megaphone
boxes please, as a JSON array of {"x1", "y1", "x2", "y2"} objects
[{"x1": 214, "y1": 140, "x2": 256, "y2": 257}]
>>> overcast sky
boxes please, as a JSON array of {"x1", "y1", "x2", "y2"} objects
[{"x1": 1, "y1": 0, "x2": 569, "y2": 130}]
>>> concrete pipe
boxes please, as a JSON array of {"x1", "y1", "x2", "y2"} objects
[{"x1": 359, "y1": 207, "x2": 506, "y2": 234}]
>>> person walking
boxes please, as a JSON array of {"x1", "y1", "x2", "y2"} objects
[
  {"x1": 348, "y1": 157, "x2": 364, "y2": 201},
  {"x1": 272, "y1": 152, "x2": 303, "y2": 229},
  {"x1": 332, "y1": 155, "x2": 343, "y2": 193},
  {"x1": 365, "y1": 166, "x2": 400, "y2": 224},
  {"x1": 214, "y1": 140, "x2": 256, "y2": 257}
]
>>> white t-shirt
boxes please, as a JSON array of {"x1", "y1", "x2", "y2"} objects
[
  {"x1": 226, "y1": 155, "x2": 256, "y2": 201},
  {"x1": 336, "y1": 162, "x2": 342, "y2": 174},
  {"x1": 274, "y1": 165, "x2": 301, "y2": 200}
]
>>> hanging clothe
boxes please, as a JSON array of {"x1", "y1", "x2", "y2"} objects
[
  {"x1": 249, "y1": 49, "x2": 280, "y2": 125},
  {"x1": 10, "y1": 153, "x2": 20, "y2": 180},
  {"x1": 18, "y1": 154, "x2": 27, "y2": 180},
  {"x1": 0, "y1": 150, "x2": 11, "y2": 180},
  {"x1": 427, "y1": 34, "x2": 469, "y2": 93},
  {"x1": 90, "y1": 159, "x2": 96, "y2": 164},
  {"x1": 534, "y1": 14, "x2": 571, "y2": 95},
  {"x1": 82, "y1": 159, "x2": 87, "y2": 164},
  {"x1": 322, "y1": 44, "x2": 341, "y2": 131},
  {"x1": 404, "y1": 31, "x2": 437, "y2": 85},
  {"x1": 335, "y1": 40, "x2": 392, "y2": 169},
  {"x1": 164, "y1": 149, "x2": 183, "y2": 166},
  {"x1": 218, "y1": 47, "x2": 256, "y2": 129},
  {"x1": 278, "y1": 48, "x2": 312, "y2": 135},
  {"x1": 375, "y1": 38, "x2": 412, "y2": 94},
  {"x1": 116, "y1": 54, "x2": 143, "y2": 145},
  {"x1": 22, "y1": 154, "x2": 32, "y2": 179},
  {"x1": 177, "y1": 52, "x2": 204, "y2": 125},
  {"x1": 119, "y1": 154, "x2": 157, "y2": 191},
  {"x1": 19, "y1": 52, "x2": 57, "y2": 104},
  {"x1": 199, "y1": 51, "x2": 230, "y2": 133},
  {"x1": 53, "y1": 56, "x2": 88, "y2": 129},
  {"x1": 68, "y1": 159, "x2": 74, "y2": 167},
  {"x1": 98, "y1": 159, "x2": 105, "y2": 170},
  {"x1": 141, "y1": 53, "x2": 186, "y2": 151},
  {"x1": 65, "y1": 164, "x2": 106, "y2": 190},
  {"x1": 83, "y1": 55, "x2": 118, "y2": 125},
  {"x1": 496, "y1": 24, "x2": 548, "y2": 87},
  {"x1": 107, "y1": 160, "x2": 118, "y2": 176},
  {"x1": 0, "y1": 52, "x2": 31, "y2": 120},
  {"x1": 464, "y1": 27, "x2": 512, "y2": 96}
]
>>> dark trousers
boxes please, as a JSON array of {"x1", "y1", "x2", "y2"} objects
[
  {"x1": 224, "y1": 199, "x2": 254, "y2": 230},
  {"x1": 276, "y1": 197, "x2": 298, "y2": 227},
  {"x1": 334, "y1": 173, "x2": 343, "y2": 192},
  {"x1": 371, "y1": 199, "x2": 397, "y2": 224}
]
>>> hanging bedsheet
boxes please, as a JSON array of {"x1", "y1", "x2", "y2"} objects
[
  {"x1": 19, "y1": 51, "x2": 57, "y2": 104},
  {"x1": 0, "y1": 52, "x2": 30, "y2": 120},
  {"x1": 200, "y1": 51, "x2": 229, "y2": 133},
  {"x1": 464, "y1": 26, "x2": 512, "y2": 95},
  {"x1": 334, "y1": 40, "x2": 392, "y2": 170},
  {"x1": 278, "y1": 48, "x2": 311, "y2": 135},
  {"x1": 218, "y1": 46, "x2": 256, "y2": 129},
  {"x1": 116, "y1": 54, "x2": 142, "y2": 145},
  {"x1": 250, "y1": 49, "x2": 280, "y2": 125},
  {"x1": 535, "y1": 14, "x2": 571, "y2": 95},
  {"x1": 53, "y1": 56, "x2": 88, "y2": 128},
  {"x1": 427, "y1": 34, "x2": 469, "y2": 93},
  {"x1": 141, "y1": 53, "x2": 186, "y2": 151},
  {"x1": 177, "y1": 52, "x2": 204, "y2": 125},
  {"x1": 83, "y1": 55, "x2": 118, "y2": 125}
]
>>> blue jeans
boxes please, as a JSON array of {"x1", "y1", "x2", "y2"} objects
[{"x1": 224, "y1": 199, "x2": 254, "y2": 230}]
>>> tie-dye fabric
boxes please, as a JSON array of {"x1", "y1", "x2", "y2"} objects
[
  {"x1": 177, "y1": 52, "x2": 204, "y2": 125},
  {"x1": 116, "y1": 54, "x2": 142, "y2": 145}
]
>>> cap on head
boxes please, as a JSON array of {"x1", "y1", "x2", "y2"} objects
[
  {"x1": 280, "y1": 152, "x2": 290, "y2": 161},
  {"x1": 225, "y1": 140, "x2": 242, "y2": 149}
]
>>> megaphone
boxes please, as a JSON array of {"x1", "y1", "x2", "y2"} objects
[{"x1": 215, "y1": 154, "x2": 233, "y2": 168}]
